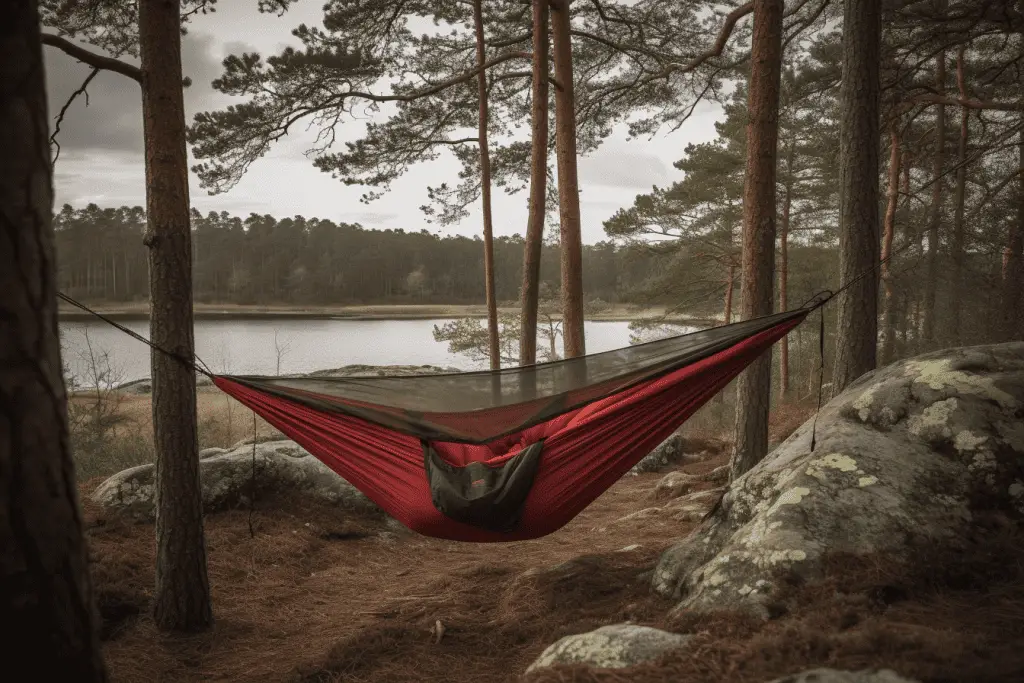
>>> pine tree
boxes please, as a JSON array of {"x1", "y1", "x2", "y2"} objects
[
  {"x1": 1, "y1": 1, "x2": 107, "y2": 676},
  {"x1": 519, "y1": 0, "x2": 550, "y2": 366},
  {"x1": 831, "y1": 0, "x2": 882, "y2": 394},
  {"x1": 730, "y1": 0, "x2": 784, "y2": 480}
]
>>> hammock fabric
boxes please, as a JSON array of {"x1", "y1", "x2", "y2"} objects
[{"x1": 214, "y1": 308, "x2": 808, "y2": 542}]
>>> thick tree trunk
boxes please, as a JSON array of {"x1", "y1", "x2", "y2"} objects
[
  {"x1": 730, "y1": 0, "x2": 783, "y2": 481},
  {"x1": 139, "y1": 0, "x2": 212, "y2": 632},
  {"x1": 949, "y1": 47, "x2": 968, "y2": 346},
  {"x1": 922, "y1": 44, "x2": 946, "y2": 347},
  {"x1": 880, "y1": 128, "x2": 901, "y2": 365},
  {"x1": 779, "y1": 145, "x2": 793, "y2": 399},
  {"x1": 550, "y1": 0, "x2": 585, "y2": 358},
  {"x1": 0, "y1": 2, "x2": 107, "y2": 678},
  {"x1": 472, "y1": 0, "x2": 500, "y2": 370},
  {"x1": 832, "y1": 0, "x2": 881, "y2": 395},
  {"x1": 1001, "y1": 132, "x2": 1024, "y2": 341},
  {"x1": 519, "y1": 0, "x2": 549, "y2": 366}
]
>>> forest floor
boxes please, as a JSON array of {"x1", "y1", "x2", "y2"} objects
[
  {"x1": 58, "y1": 300, "x2": 718, "y2": 324},
  {"x1": 81, "y1": 408, "x2": 1024, "y2": 683}
]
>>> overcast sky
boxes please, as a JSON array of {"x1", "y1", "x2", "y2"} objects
[{"x1": 44, "y1": 2, "x2": 724, "y2": 245}]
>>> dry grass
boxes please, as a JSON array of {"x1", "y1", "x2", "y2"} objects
[
  {"x1": 70, "y1": 389, "x2": 280, "y2": 481},
  {"x1": 59, "y1": 302, "x2": 673, "y2": 323}
]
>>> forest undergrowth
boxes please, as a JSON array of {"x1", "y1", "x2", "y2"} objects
[{"x1": 77, "y1": 399, "x2": 1024, "y2": 683}]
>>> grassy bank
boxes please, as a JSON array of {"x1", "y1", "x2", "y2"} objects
[{"x1": 58, "y1": 300, "x2": 719, "y2": 325}]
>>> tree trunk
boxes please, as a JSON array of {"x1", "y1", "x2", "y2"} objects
[
  {"x1": 922, "y1": 42, "x2": 946, "y2": 348},
  {"x1": 880, "y1": 127, "x2": 901, "y2": 365},
  {"x1": 900, "y1": 150, "x2": 916, "y2": 352},
  {"x1": 831, "y1": 0, "x2": 881, "y2": 395},
  {"x1": 519, "y1": 0, "x2": 549, "y2": 366},
  {"x1": 472, "y1": 0, "x2": 500, "y2": 370},
  {"x1": 730, "y1": 0, "x2": 783, "y2": 481},
  {"x1": 949, "y1": 46, "x2": 968, "y2": 346},
  {"x1": 1001, "y1": 131, "x2": 1024, "y2": 341},
  {"x1": 550, "y1": 0, "x2": 585, "y2": 358},
  {"x1": 139, "y1": 0, "x2": 212, "y2": 632},
  {"x1": 724, "y1": 262, "x2": 736, "y2": 324},
  {"x1": 0, "y1": 2, "x2": 107, "y2": 678},
  {"x1": 779, "y1": 144, "x2": 793, "y2": 399}
]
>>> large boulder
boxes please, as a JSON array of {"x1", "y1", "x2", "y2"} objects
[
  {"x1": 767, "y1": 669, "x2": 918, "y2": 683},
  {"x1": 93, "y1": 440, "x2": 382, "y2": 521},
  {"x1": 525, "y1": 624, "x2": 691, "y2": 673},
  {"x1": 653, "y1": 342, "x2": 1024, "y2": 617}
]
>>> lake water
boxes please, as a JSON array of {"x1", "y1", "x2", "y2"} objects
[{"x1": 59, "y1": 318, "x2": 644, "y2": 385}]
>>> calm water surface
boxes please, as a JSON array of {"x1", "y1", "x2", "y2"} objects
[{"x1": 59, "y1": 318, "x2": 643, "y2": 385}]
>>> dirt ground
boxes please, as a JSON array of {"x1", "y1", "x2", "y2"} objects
[
  {"x1": 84, "y1": 454, "x2": 716, "y2": 682},
  {"x1": 82, "y1": 432, "x2": 1024, "y2": 683}
]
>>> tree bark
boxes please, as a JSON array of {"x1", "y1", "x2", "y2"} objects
[
  {"x1": 922, "y1": 39, "x2": 946, "y2": 348},
  {"x1": 949, "y1": 46, "x2": 968, "y2": 346},
  {"x1": 139, "y1": 0, "x2": 212, "y2": 632},
  {"x1": 519, "y1": 0, "x2": 549, "y2": 366},
  {"x1": 1001, "y1": 131, "x2": 1024, "y2": 341},
  {"x1": 901, "y1": 150, "x2": 916, "y2": 352},
  {"x1": 880, "y1": 127, "x2": 901, "y2": 365},
  {"x1": 472, "y1": 0, "x2": 500, "y2": 370},
  {"x1": 550, "y1": 0, "x2": 585, "y2": 358},
  {"x1": 832, "y1": 0, "x2": 881, "y2": 395},
  {"x1": 0, "y1": 2, "x2": 107, "y2": 678},
  {"x1": 730, "y1": 0, "x2": 783, "y2": 481},
  {"x1": 779, "y1": 144, "x2": 793, "y2": 399},
  {"x1": 724, "y1": 261, "x2": 736, "y2": 324}
]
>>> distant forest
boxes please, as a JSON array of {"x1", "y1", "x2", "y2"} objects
[{"x1": 54, "y1": 204, "x2": 661, "y2": 306}]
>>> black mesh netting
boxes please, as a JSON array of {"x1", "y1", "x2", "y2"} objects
[{"x1": 225, "y1": 308, "x2": 808, "y2": 443}]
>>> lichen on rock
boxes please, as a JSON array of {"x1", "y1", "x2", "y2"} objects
[
  {"x1": 653, "y1": 342, "x2": 1024, "y2": 617},
  {"x1": 93, "y1": 440, "x2": 383, "y2": 522},
  {"x1": 525, "y1": 624, "x2": 691, "y2": 673}
]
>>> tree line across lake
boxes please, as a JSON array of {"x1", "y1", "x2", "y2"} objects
[{"x1": 56, "y1": 203, "x2": 659, "y2": 306}]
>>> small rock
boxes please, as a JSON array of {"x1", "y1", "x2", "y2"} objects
[
  {"x1": 631, "y1": 433, "x2": 704, "y2": 474},
  {"x1": 767, "y1": 668, "x2": 919, "y2": 683},
  {"x1": 615, "y1": 507, "x2": 663, "y2": 523},
  {"x1": 702, "y1": 464, "x2": 730, "y2": 484},
  {"x1": 652, "y1": 471, "x2": 701, "y2": 500},
  {"x1": 526, "y1": 624, "x2": 691, "y2": 673}
]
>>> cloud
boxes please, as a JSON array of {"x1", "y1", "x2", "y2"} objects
[
  {"x1": 578, "y1": 145, "x2": 670, "y2": 189},
  {"x1": 44, "y1": 31, "x2": 228, "y2": 156},
  {"x1": 341, "y1": 211, "x2": 401, "y2": 225}
]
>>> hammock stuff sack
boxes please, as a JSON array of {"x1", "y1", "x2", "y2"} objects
[{"x1": 214, "y1": 308, "x2": 808, "y2": 542}]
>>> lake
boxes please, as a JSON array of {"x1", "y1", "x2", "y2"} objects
[{"x1": 58, "y1": 317, "x2": 647, "y2": 385}]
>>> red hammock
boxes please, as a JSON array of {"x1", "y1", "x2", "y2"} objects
[{"x1": 214, "y1": 312, "x2": 804, "y2": 542}]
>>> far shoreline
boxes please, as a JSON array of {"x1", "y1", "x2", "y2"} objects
[{"x1": 59, "y1": 301, "x2": 720, "y2": 326}]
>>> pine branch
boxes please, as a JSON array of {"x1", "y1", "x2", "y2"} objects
[
  {"x1": 50, "y1": 67, "x2": 99, "y2": 166},
  {"x1": 41, "y1": 33, "x2": 142, "y2": 83},
  {"x1": 907, "y1": 93, "x2": 1024, "y2": 111},
  {"x1": 347, "y1": 51, "x2": 531, "y2": 103}
]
